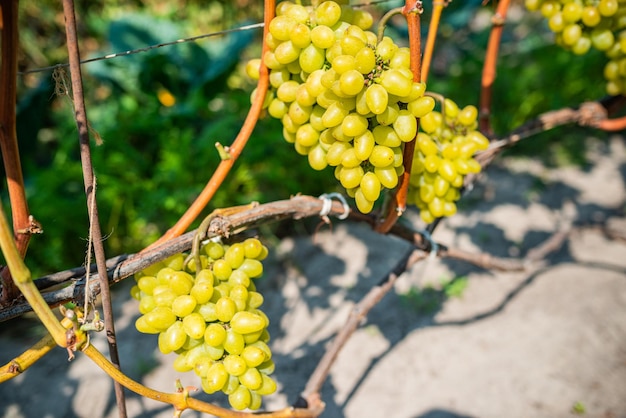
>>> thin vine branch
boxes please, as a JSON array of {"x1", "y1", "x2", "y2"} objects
[
  {"x1": 0, "y1": 315, "x2": 79, "y2": 384},
  {"x1": 0, "y1": 0, "x2": 38, "y2": 306},
  {"x1": 147, "y1": 0, "x2": 275, "y2": 250},
  {"x1": 479, "y1": 0, "x2": 511, "y2": 135},
  {"x1": 83, "y1": 343, "x2": 322, "y2": 417},
  {"x1": 468, "y1": 97, "x2": 616, "y2": 187},
  {"x1": 0, "y1": 94, "x2": 619, "y2": 323},
  {"x1": 61, "y1": 0, "x2": 126, "y2": 414},
  {"x1": 0, "y1": 195, "x2": 352, "y2": 321},
  {"x1": 300, "y1": 248, "x2": 426, "y2": 404},
  {"x1": 0, "y1": 332, "x2": 57, "y2": 384},
  {"x1": 421, "y1": 0, "x2": 446, "y2": 84},
  {"x1": 376, "y1": 0, "x2": 423, "y2": 234},
  {"x1": 592, "y1": 114, "x2": 626, "y2": 131},
  {"x1": 0, "y1": 200, "x2": 68, "y2": 346}
]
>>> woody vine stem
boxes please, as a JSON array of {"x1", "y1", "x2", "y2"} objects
[{"x1": 0, "y1": 0, "x2": 625, "y2": 417}]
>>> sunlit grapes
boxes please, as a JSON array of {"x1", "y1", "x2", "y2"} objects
[
  {"x1": 130, "y1": 238, "x2": 276, "y2": 411},
  {"x1": 247, "y1": 0, "x2": 439, "y2": 214},
  {"x1": 407, "y1": 98, "x2": 489, "y2": 223},
  {"x1": 524, "y1": 0, "x2": 626, "y2": 94}
]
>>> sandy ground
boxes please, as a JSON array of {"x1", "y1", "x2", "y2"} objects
[{"x1": 1, "y1": 135, "x2": 625, "y2": 418}]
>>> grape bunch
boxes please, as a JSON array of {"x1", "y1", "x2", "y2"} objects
[
  {"x1": 130, "y1": 238, "x2": 276, "y2": 411},
  {"x1": 525, "y1": 0, "x2": 626, "y2": 94},
  {"x1": 407, "y1": 98, "x2": 490, "y2": 224},
  {"x1": 246, "y1": 0, "x2": 436, "y2": 213}
]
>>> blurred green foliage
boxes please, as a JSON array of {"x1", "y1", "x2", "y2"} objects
[{"x1": 8, "y1": 1, "x2": 611, "y2": 276}]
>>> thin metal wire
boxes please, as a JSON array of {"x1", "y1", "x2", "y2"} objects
[
  {"x1": 19, "y1": 22, "x2": 264, "y2": 75},
  {"x1": 19, "y1": 0, "x2": 395, "y2": 76}
]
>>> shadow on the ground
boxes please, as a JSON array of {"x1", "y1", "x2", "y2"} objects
[
  {"x1": 1, "y1": 142, "x2": 625, "y2": 418},
  {"x1": 263, "y1": 149, "x2": 626, "y2": 417}
]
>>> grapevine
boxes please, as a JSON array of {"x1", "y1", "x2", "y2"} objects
[
  {"x1": 131, "y1": 237, "x2": 276, "y2": 411},
  {"x1": 2, "y1": 0, "x2": 623, "y2": 417}
]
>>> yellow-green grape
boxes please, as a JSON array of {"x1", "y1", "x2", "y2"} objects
[
  {"x1": 224, "y1": 328, "x2": 246, "y2": 355},
  {"x1": 247, "y1": 291, "x2": 264, "y2": 310},
  {"x1": 169, "y1": 271, "x2": 194, "y2": 296},
  {"x1": 375, "y1": 165, "x2": 399, "y2": 189},
  {"x1": 239, "y1": 367, "x2": 263, "y2": 391},
  {"x1": 242, "y1": 238, "x2": 263, "y2": 259},
  {"x1": 138, "y1": 295, "x2": 156, "y2": 314},
  {"x1": 376, "y1": 102, "x2": 400, "y2": 126},
  {"x1": 222, "y1": 374, "x2": 241, "y2": 395},
  {"x1": 241, "y1": 346, "x2": 267, "y2": 368},
  {"x1": 203, "y1": 363, "x2": 229, "y2": 394},
  {"x1": 310, "y1": 25, "x2": 336, "y2": 49},
  {"x1": 204, "y1": 241, "x2": 225, "y2": 260},
  {"x1": 393, "y1": 110, "x2": 418, "y2": 142},
  {"x1": 225, "y1": 243, "x2": 246, "y2": 270},
  {"x1": 137, "y1": 275, "x2": 158, "y2": 295},
  {"x1": 204, "y1": 323, "x2": 227, "y2": 347},
  {"x1": 223, "y1": 354, "x2": 248, "y2": 377},
  {"x1": 196, "y1": 302, "x2": 218, "y2": 322},
  {"x1": 229, "y1": 270, "x2": 251, "y2": 288},
  {"x1": 212, "y1": 259, "x2": 233, "y2": 281},
  {"x1": 159, "y1": 321, "x2": 187, "y2": 354},
  {"x1": 144, "y1": 306, "x2": 177, "y2": 331},
  {"x1": 231, "y1": 311, "x2": 267, "y2": 335},
  {"x1": 190, "y1": 281, "x2": 214, "y2": 305},
  {"x1": 339, "y1": 70, "x2": 365, "y2": 96},
  {"x1": 339, "y1": 166, "x2": 364, "y2": 189},
  {"x1": 130, "y1": 285, "x2": 142, "y2": 301},
  {"x1": 354, "y1": 187, "x2": 375, "y2": 213},
  {"x1": 183, "y1": 312, "x2": 207, "y2": 340},
  {"x1": 380, "y1": 69, "x2": 412, "y2": 96},
  {"x1": 164, "y1": 253, "x2": 185, "y2": 270},
  {"x1": 360, "y1": 171, "x2": 382, "y2": 201},
  {"x1": 228, "y1": 385, "x2": 252, "y2": 410},
  {"x1": 173, "y1": 352, "x2": 193, "y2": 373},
  {"x1": 212, "y1": 283, "x2": 232, "y2": 301},
  {"x1": 372, "y1": 125, "x2": 401, "y2": 149},
  {"x1": 256, "y1": 374, "x2": 278, "y2": 395},
  {"x1": 172, "y1": 295, "x2": 197, "y2": 318},
  {"x1": 249, "y1": 391, "x2": 263, "y2": 410},
  {"x1": 135, "y1": 315, "x2": 160, "y2": 334},
  {"x1": 215, "y1": 297, "x2": 237, "y2": 322},
  {"x1": 365, "y1": 84, "x2": 389, "y2": 114},
  {"x1": 205, "y1": 343, "x2": 226, "y2": 361},
  {"x1": 369, "y1": 145, "x2": 395, "y2": 167},
  {"x1": 315, "y1": 1, "x2": 342, "y2": 27},
  {"x1": 408, "y1": 96, "x2": 436, "y2": 118},
  {"x1": 193, "y1": 358, "x2": 213, "y2": 378},
  {"x1": 237, "y1": 259, "x2": 264, "y2": 278}
]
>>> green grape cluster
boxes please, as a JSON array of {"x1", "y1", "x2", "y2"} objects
[
  {"x1": 525, "y1": 0, "x2": 626, "y2": 94},
  {"x1": 407, "y1": 98, "x2": 490, "y2": 224},
  {"x1": 246, "y1": 0, "x2": 436, "y2": 213},
  {"x1": 130, "y1": 238, "x2": 276, "y2": 411}
]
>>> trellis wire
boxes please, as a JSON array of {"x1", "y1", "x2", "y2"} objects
[
  {"x1": 18, "y1": 0, "x2": 394, "y2": 76},
  {"x1": 18, "y1": 22, "x2": 264, "y2": 75}
]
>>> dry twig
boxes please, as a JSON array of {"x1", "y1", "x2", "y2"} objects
[{"x1": 61, "y1": 0, "x2": 126, "y2": 413}]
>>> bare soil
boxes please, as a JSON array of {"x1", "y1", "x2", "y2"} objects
[{"x1": 1, "y1": 135, "x2": 625, "y2": 418}]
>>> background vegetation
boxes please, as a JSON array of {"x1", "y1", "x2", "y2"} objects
[{"x1": 9, "y1": 0, "x2": 608, "y2": 277}]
